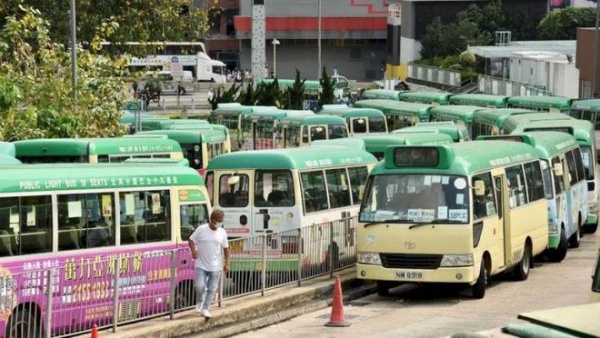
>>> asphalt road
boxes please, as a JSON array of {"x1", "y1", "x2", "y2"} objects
[{"x1": 233, "y1": 233, "x2": 598, "y2": 338}]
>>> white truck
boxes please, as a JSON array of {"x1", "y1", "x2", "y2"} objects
[{"x1": 127, "y1": 42, "x2": 226, "y2": 83}]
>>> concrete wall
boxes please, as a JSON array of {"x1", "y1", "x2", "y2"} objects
[
  {"x1": 239, "y1": 40, "x2": 387, "y2": 81},
  {"x1": 510, "y1": 57, "x2": 579, "y2": 98}
]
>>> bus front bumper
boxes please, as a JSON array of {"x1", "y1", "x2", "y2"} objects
[{"x1": 356, "y1": 263, "x2": 477, "y2": 284}]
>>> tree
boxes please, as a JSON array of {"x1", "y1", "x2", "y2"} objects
[
  {"x1": 283, "y1": 69, "x2": 306, "y2": 110},
  {"x1": 538, "y1": 7, "x2": 596, "y2": 40},
  {"x1": 255, "y1": 80, "x2": 283, "y2": 107},
  {"x1": 208, "y1": 84, "x2": 242, "y2": 110},
  {"x1": 237, "y1": 80, "x2": 258, "y2": 105},
  {"x1": 0, "y1": 0, "x2": 213, "y2": 54},
  {"x1": 0, "y1": 6, "x2": 129, "y2": 140},
  {"x1": 318, "y1": 67, "x2": 335, "y2": 108}
]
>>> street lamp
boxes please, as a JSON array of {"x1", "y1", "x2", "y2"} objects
[
  {"x1": 272, "y1": 39, "x2": 280, "y2": 78},
  {"x1": 318, "y1": 0, "x2": 322, "y2": 79}
]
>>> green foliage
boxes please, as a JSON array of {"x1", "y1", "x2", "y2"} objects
[
  {"x1": 459, "y1": 51, "x2": 476, "y2": 68},
  {"x1": 283, "y1": 69, "x2": 306, "y2": 110},
  {"x1": 420, "y1": 0, "x2": 537, "y2": 60},
  {"x1": 538, "y1": 7, "x2": 596, "y2": 40},
  {"x1": 318, "y1": 67, "x2": 335, "y2": 108},
  {"x1": 0, "y1": 0, "x2": 213, "y2": 54},
  {"x1": 237, "y1": 81, "x2": 257, "y2": 105},
  {"x1": 0, "y1": 6, "x2": 129, "y2": 140},
  {"x1": 255, "y1": 80, "x2": 283, "y2": 107},
  {"x1": 208, "y1": 84, "x2": 242, "y2": 110}
]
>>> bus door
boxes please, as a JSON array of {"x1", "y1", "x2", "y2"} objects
[
  {"x1": 494, "y1": 174, "x2": 511, "y2": 268},
  {"x1": 215, "y1": 171, "x2": 252, "y2": 238}
]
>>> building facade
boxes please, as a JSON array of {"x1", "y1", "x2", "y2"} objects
[
  {"x1": 576, "y1": 28, "x2": 600, "y2": 98},
  {"x1": 233, "y1": 0, "x2": 388, "y2": 81}
]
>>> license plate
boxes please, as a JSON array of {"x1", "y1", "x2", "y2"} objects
[{"x1": 394, "y1": 271, "x2": 423, "y2": 279}]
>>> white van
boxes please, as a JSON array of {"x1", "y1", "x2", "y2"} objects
[{"x1": 154, "y1": 70, "x2": 195, "y2": 95}]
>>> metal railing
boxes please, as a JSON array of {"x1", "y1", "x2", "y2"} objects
[
  {"x1": 478, "y1": 75, "x2": 554, "y2": 96},
  {"x1": 0, "y1": 217, "x2": 357, "y2": 337},
  {"x1": 407, "y1": 63, "x2": 462, "y2": 88}
]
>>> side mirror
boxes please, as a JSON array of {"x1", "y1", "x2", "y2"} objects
[
  {"x1": 473, "y1": 180, "x2": 485, "y2": 197},
  {"x1": 228, "y1": 176, "x2": 240, "y2": 186},
  {"x1": 356, "y1": 118, "x2": 365, "y2": 125},
  {"x1": 553, "y1": 163, "x2": 564, "y2": 177}
]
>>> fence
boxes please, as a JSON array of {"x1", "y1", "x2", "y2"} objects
[
  {"x1": 407, "y1": 63, "x2": 462, "y2": 88},
  {"x1": 0, "y1": 217, "x2": 358, "y2": 338},
  {"x1": 478, "y1": 75, "x2": 553, "y2": 97}
]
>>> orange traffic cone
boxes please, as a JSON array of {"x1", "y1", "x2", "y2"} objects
[
  {"x1": 91, "y1": 324, "x2": 99, "y2": 338},
  {"x1": 324, "y1": 275, "x2": 351, "y2": 327}
]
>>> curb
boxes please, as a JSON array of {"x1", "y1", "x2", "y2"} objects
[
  {"x1": 96, "y1": 269, "x2": 372, "y2": 338},
  {"x1": 199, "y1": 282, "x2": 376, "y2": 338}
]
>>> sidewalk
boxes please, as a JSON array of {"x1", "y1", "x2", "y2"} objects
[{"x1": 85, "y1": 268, "x2": 374, "y2": 338}]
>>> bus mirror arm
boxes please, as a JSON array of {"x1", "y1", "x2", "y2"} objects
[
  {"x1": 228, "y1": 176, "x2": 240, "y2": 186},
  {"x1": 473, "y1": 180, "x2": 485, "y2": 197},
  {"x1": 553, "y1": 163, "x2": 564, "y2": 177}
]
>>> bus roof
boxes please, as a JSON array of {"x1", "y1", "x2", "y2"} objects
[
  {"x1": 360, "y1": 89, "x2": 404, "y2": 100},
  {"x1": 14, "y1": 138, "x2": 183, "y2": 157},
  {"x1": 449, "y1": 94, "x2": 509, "y2": 108},
  {"x1": 353, "y1": 100, "x2": 432, "y2": 116},
  {"x1": 311, "y1": 138, "x2": 367, "y2": 150},
  {"x1": 0, "y1": 141, "x2": 15, "y2": 157},
  {"x1": 206, "y1": 146, "x2": 377, "y2": 171},
  {"x1": 243, "y1": 109, "x2": 314, "y2": 120},
  {"x1": 506, "y1": 96, "x2": 573, "y2": 110},
  {"x1": 0, "y1": 163, "x2": 205, "y2": 193},
  {"x1": 354, "y1": 133, "x2": 453, "y2": 153},
  {"x1": 429, "y1": 105, "x2": 487, "y2": 121},
  {"x1": 393, "y1": 122, "x2": 469, "y2": 142},
  {"x1": 279, "y1": 114, "x2": 347, "y2": 125},
  {"x1": 135, "y1": 129, "x2": 227, "y2": 143},
  {"x1": 319, "y1": 107, "x2": 385, "y2": 118},
  {"x1": 511, "y1": 118, "x2": 594, "y2": 145},
  {"x1": 478, "y1": 132, "x2": 579, "y2": 159},
  {"x1": 397, "y1": 91, "x2": 452, "y2": 105},
  {"x1": 571, "y1": 99, "x2": 600, "y2": 111},
  {"x1": 502, "y1": 113, "x2": 574, "y2": 133},
  {"x1": 374, "y1": 141, "x2": 541, "y2": 176},
  {"x1": 0, "y1": 154, "x2": 20, "y2": 164},
  {"x1": 472, "y1": 108, "x2": 539, "y2": 128}
]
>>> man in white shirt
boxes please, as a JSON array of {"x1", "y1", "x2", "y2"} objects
[{"x1": 188, "y1": 209, "x2": 230, "y2": 318}]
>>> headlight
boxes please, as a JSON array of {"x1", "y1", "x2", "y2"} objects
[
  {"x1": 440, "y1": 254, "x2": 473, "y2": 267},
  {"x1": 193, "y1": 145, "x2": 200, "y2": 152},
  {"x1": 357, "y1": 252, "x2": 382, "y2": 265},
  {"x1": 589, "y1": 202, "x2": 598, "y2": 213}
]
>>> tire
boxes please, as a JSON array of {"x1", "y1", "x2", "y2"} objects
[
  {"x1": 584, "y1": 220, "x2": 598, "y2": 234},
  {"x1": 513, "y1": 243, "x2": 531, "y2": 281},
  {"x1": 546, "y1": 227, "x2": 568, "y2": 263},
  {"x1": 7, "y1": 306, "x2": 42, "y2": 338},
  {"x1": 376, "y1": 281, "x2": 392, "y2": 297},
  {"x1": 174, "y1": 281, "x2": 196, "y2": 310},
  {"x1": 471, "y1": 260, "x2": 488, "y2": 299},
  {"x1": 178, "y1": 87, "x2": 186, "y2": 95},
  {"x1": 569, "y1": 219, "x2": 581, "y2": 248},
  {"x1": 152, "y1": 93, "x2": 161, "y2": 103}
]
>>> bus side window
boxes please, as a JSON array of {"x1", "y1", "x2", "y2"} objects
[
  {"x1": 326, "y1": 168, "x2": 351, "y2": 208},
  {"x1": 472, "y1": 172, "x2": 496, "y2": 220},
  {"x1": 301, "y1": 171, "x2": 327, "y2": 212},
  {"x1": 348, "y1": 166, "x2": 369, "y2": 205},
  {"x1": 219, "y1": 175, "x2": 249, "y2": 208},
  {"x1": 20, "y1": 196, "x2": 53, "y2": 255},
  {"x1": 523, "y1": 161, "x2": 545, "y2": 202},
  {"x1": 552, "y1": 157, "x2": 565, "y2": 194},
  {"x1": 506, "y1": 165, "x2": 528, "y2": 208}
]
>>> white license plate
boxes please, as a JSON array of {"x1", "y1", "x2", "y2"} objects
[{"x1": 394, "y1": 271, "x2": 423, "y2": 279}]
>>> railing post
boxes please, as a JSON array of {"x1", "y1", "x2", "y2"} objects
[
  {"x1": 45, "y1": 268, "x2": 53, "y2": 338},
  {"x1": 191, "y1": 98, "x2": 195, "y2": 115},
  {"x1": 297, "y1": 228, "x2": 302, "y2": 287},
  {"x1": 169, "y1": 250, "x2": 176, "y2": 319},
  {"x1": 162, "y1": 99, "x2": 166, "y2": 113},
  {"x1": 112, "y1": 258, "x2": 121, "y2": 333},
  {"x1": 261, "y1": 233, "x2": 267, "y2": 296},
  {"x1": 329, "y1": 222, "x2": 334, "y2": 278},
  {"x1": 218, "y1": 261, "x2": 224, "y2": 308}
]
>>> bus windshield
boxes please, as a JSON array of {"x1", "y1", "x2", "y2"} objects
[
  {"x1": 255, "y1": 170, "x2": 295, "y2": 207},
  {"x1": 360, "y1": 174, "x2": 470, "y2": 224}
]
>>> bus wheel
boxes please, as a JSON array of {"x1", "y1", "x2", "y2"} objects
[
  {"x1": 568, "y1": 219, "x2": 581, "y2": 248},
  {"x1": 7, "y1": 305, "x2": 42, "y2": 338},
  {"x1": 471, "y1": 260, "x2": 488, "y2": 299},
  {"x1": 376, "y1": 281, "x2": 392, "y2": 297},
  {"x1": 174, "y1": 281, "x2": 196, "y2": 310},
  {"x1": 513, "y1": 243, "x2": 531, "y2": 281},
  {"x1": 584, "y1": 219, "x2": 598, "y2": 234},
  {"x1": 546, "y1": 229, "x2": 568, "y2": 262}
]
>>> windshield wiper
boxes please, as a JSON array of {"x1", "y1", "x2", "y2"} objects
[
  {"x1": 363, "y1": 219, "x2": 401, "y2": 228},
  {"x1": 408, "y1": 218, "x2": 463, "y2": 230}
]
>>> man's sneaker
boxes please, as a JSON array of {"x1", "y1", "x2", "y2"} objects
[
  {"x1": 200, "y1": 309, "x2": 212, "y2": 318},
  {"x1": 195, "y1": 304, "x2": 203, "y2": 314}
]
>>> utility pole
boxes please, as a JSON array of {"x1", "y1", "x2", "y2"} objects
[
  {"x1": 69, "y1": 0, "x2": 78, "y2": 109},
  {"x1": 593, "y1": 0, "x2": 600, "y2": 98}
]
